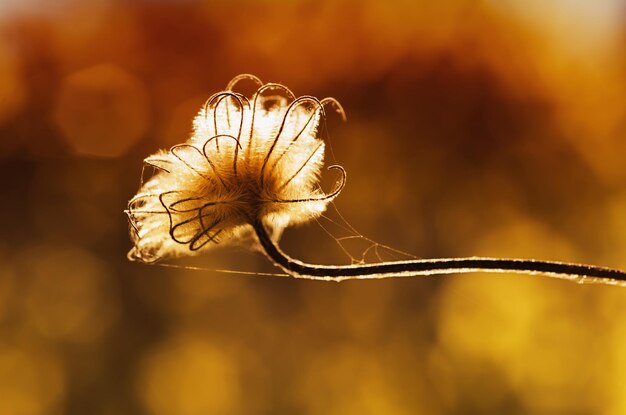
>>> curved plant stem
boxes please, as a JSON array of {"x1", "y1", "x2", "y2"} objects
[{"x1": 253, "y1": 220, "x2": 626, "y2": 285}]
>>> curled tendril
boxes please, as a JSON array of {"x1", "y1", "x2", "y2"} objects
[
  {"x1": 226, "y1": 73, "x2": 264, "y2": 92},
  {"x1": 202, "y1": 134, "x2": 243, "y2": 177},
  {"x1": 261, "y1": 96, "x2": 325, "y2": 185},
  {"x1": 321, "y1": 97, "x2": 347, "y2": 122},
  {"x1": 272, "y1": 165, "x2": 346, "y2": 204},
  {"x1": 202, "y1": 92, "x2": 249, "y2": 153}
]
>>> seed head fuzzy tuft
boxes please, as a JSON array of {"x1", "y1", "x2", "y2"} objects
[{"x1": 127, "y1": 75, "x2": 346, "y2": 263}]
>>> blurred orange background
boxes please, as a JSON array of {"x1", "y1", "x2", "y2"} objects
[{"x1": 2, "y1": 0, "x2": 626, "y2": 414}]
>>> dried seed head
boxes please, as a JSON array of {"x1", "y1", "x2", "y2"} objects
[
  {"x1": 126, "y1": 75, "x2": 346, "y2": 263},
  {"x1": 125, "y1": 75, "x2": 626, "y2": 287}
]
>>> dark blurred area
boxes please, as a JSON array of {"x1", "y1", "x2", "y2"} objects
[{"x1": 2, "y1": 0, "x2": 626, "y2": 414}]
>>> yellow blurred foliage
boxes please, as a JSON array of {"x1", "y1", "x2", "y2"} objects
[
  {"x1": 136, "y1": 334, "x2": 242, "y2": 415},
  {"x1": 19, "y1": 244, "x2": 119, "y2": 343},
  {"x1": 53, "y1": 64, "x2": 150, "y2": 157},
  {"x1": 0, "y1": 344, "x2": 65, "y2": 415}
]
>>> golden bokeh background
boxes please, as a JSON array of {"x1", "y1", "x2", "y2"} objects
[{"x1": 2, "y1": 0, "x2": 626, "y2": 414}]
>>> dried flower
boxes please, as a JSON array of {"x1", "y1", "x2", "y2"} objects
[
  {"x1": 127, "y1": 74, "x2": 345, "y2": 263},
  {"x1": 127, "y1": 74, "x2": 626, "y2": 286}
]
